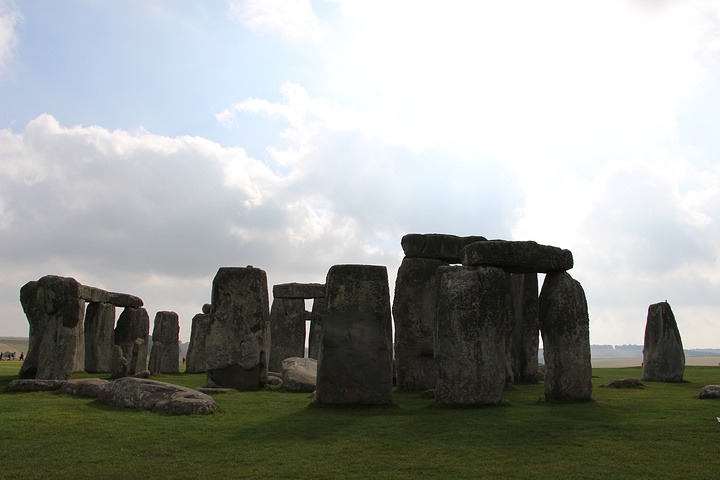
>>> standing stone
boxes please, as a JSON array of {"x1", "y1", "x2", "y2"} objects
[
  {"x1": 539, "y1": 272, "x2": 592, "y2": 400},
  {"x1": 392, "y1": 257, "x2": 448, "y2": 391},
  {"x1": 308, "y1": 296, "x2": 325, "y2": 360},
  {"x1": 434, "y1": 266, "x2": 509, "y2": 406},
  {"x1": 316, "y1": 265, "x2": 393, "y2": 405},
  {"x1": 148, "y1": 311, "x2": 180, "y2": 374},
  {"x1": 205, "y1": 266, "x2": 270, "y2": 390},
  {"x1": 114, "y1": 307, "x2": 150, "y2": 375},
  {"x1": 19, "y1": 281, "x2": 42, "y2": 379},
  {"x1": 510, "y1": 273, "x2": 539, "y2": 383},
  {"x1": 84, "y1": 302, "x2": 116, "y2": 373},
  {"x1": 269, "y1": 298, "x2": 307, "y2": 373},
  {"x1": 186, "y1": 313, "x2": 211, "y2": 373},
  {"x1": 642, "y1": 302, "x2": 685, "y2": 382},
  {"x1": 273, "y1": 283, "x2": 325, "y2": 299},
  {"x1": 110, "y1": 345, "x2": 128, "y2": 378}
]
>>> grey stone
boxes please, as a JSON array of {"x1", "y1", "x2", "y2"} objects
[
  {"x1": 114, "y1": 307, "x2": 149, "y2": 375},
  {"x1": 392, "y1": 257, "x2": 447, "y2": 391},
  {"x1": 78, "y1": 284, "x2": 143, "y2": 307},
  {"x1": 539, "y1": 272, "x2": 592, "y2": 401},
  {"x1": 110, "y1": 345, "x2": 128, "y2": 378},
  {"x1": 205, "y1": 266, "x2": 270, "y2": 390},
  {"x1": 98, "y1": 377, "x2": 218, "y2": 415},
  {"x1": 148, "y1": 311, "x2": 180, "y2": 374},
  {"x1": 603, "y1": 378, "x2": 642, "y2": 388},
  {"x1": 461, "y1": 240, "x2": 574, "y2": 273},
  {"x1": 186, "y1": 313, "x2": 211, "y2": 374},
  {"x1": 434, "y1": 266, "x2": 508, "y2": 406},
  {"x1": 308, "y1": 297, "x2": 325, "y2": 360},
  {"x1": 202, "y1": 303, "x2": 212, "y2": 314},
  {"x1": 509, "y1": 273, "x2": 539, "y2": 383},
  {"x1": 84, "y1": 302, "x2": 116, "y2": 373},
  {"x1": 133, "y1": 370, "x2": 151, "y2": 378},
  {"x1": 6, "y1": 379, "x2": 66, "y2": 391},
  {"x1": 282, "y1": 357, "x2": 317, "y2": 392},
  {"x1": 699, "y1": 385, "x2": 720, "y2": 399},
  {"x1": 60, "y1": 378, "x2": 110, "y2": 397},
  {"x1": 129, "y1": 337, "x2": 147, "y2": 375},
  {"x1": 401, "y1": 233, "x2": 487, "y2": 263},
  {"x1": 273, "y1": 283, "x2": 325, "y2": 299},
  {"x1": 316, "y1": 265, "x2": 393, "y2": 405},
  {"x1": 18, "y1": 281, "x2": 43, "y2": 379},
  {"x1": 269, "y1": 298, "x2": 307, "y2": 373},
  {"x1": 267, "y1": 374, "x2": 283, "y2": 386},
  {"x1": 642, "y1": 302, "x2": 685, "y2": 382}
]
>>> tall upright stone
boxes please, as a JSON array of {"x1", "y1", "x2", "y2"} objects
[
  {"x1": 539, "y1": 272, "x2": 592, "y2": 400},
  {"x1": 205, "y1": 266, "x2": 270, "y2": 390},
  {"x1": 642, "y1": 302, "x2": 685, "y2": 382},
  {"x1": 308, "y1": 296, "x2": 325, "y2": 360},
  {"x1": 84, "y1": 302, "x2": 116, "y2": 373},
  {"x1": 269, "y1": 298, "x2": 307, "y2": 373},
  {"x1": 19, "y1": 281, "x2": 43, "y2": 379},
  {"x1": 186, "y1": 312, "x2": 211, "y2": 373},
  {"x1": 114, "y1": 307, "x2": 150, "y2": 375},
  {"x1": 434, "y1": 266, "x2": 509, "y2": 405},
  {"x1": 148, "y1": 311, "x2": 180, "y2": 374},
  {"x1": 392, "y1": 257, "x2": 448, "y2": 391},
  {"x1": 510, "y1": 273, "x2": 539, "y2": 383},
  {"x1": 316, "y1": 265, "x2": 393, "y2": 405}
]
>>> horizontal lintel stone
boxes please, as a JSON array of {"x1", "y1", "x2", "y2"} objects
[
  {"x1": 401, "y1": 233, "x2": 487, "y2": 263},
  {"x1": 78, "y1": 284, "x2": 144, "y2": 307},
  {"x1": 461, "y1": 240, "x2": 573, "y2": 273}
]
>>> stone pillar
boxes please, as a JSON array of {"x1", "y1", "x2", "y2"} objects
[
  {"x1": 308, "y1": 297, "x2": 325, "y2": 360},
  {"x1": 642, "y1": 302, "x2": 685, "y2": 382},
  {"x1": 392, "y1": 257, "x2": 448, "y2": 391},
  {"x1": 84, "y1": 302, "x2": 116, "y2": 373},
  {"x1": 19, "y1": 281, "x2": 42, "y2": 379},
  {"x1": 539, "y1": 272, "x2": 592, "y2": 400},
  {"x1": 510, "y1": 273, "x2": 539, "y2": 383},
  {"x1": 186, "y1": 312, "x2": 211, "y2": 373},
  {"x1": 434, "y1": 266, "x2": 509, "y2": 405},
  {"x1": 148, "y1": 311, "x2": 180, "y2": 374},
  {"x1": 114, "y1": 307, "x2": 150, "y2": 375},
  {"x1": 316, "y1": 265, "x2": 393, "y2": 405},
  {"x1": 269, "y1": 298, "x2": 307, "y2": 373},
  {"x1": 205, "y1": 266, "x2": 270, "y2": 390}
]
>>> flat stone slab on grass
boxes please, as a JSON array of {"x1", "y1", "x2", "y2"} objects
[
  {"x1": 282, "y1": 357, "x2": 317, "y2": 392},
  {"x1": 6, "y1": 379, "x2": 66, "y2": 391},
  {"x1": 461, "y1": 240, "x2": 573, "y2": 273},
  {"x1": 699, "y1": 385, "x2": 720, "y2": 399},
  {"x1": 603, "y1": 378, "x2": 643, "y2": 388},
  {"x1": 98, "y1": 377, "x2": 218, "y2": 415},
  {"x1": 61, "y1": 378, "x2": 110, "y2": 397}
]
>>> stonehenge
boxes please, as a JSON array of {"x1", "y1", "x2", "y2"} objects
[
  {"x1": 148, "y1": 311, "x2": 180, "y2": 374},
  {"x1": 642, "y1": 302, "x2": 685, "y2": 382}
]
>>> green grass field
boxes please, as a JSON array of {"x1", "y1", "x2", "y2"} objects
[{"x1": 1, "y1": 362, "x2": 718, "y2": 479}]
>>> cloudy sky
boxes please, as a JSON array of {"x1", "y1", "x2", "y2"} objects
[{"x1": 1, "y1": 1, "x2": 719, "y2": 348}]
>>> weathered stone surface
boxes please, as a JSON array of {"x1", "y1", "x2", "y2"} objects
[
  {"x1": 202, "y1": 303, "x2": 212, "y2": 315},
  {"x1": 133, "y1": 369, "x2": 151, "y2": 378},
  {"x1": 186, "y1": 313, "x2": 211, "y2": 374},
  {"x1": 267, "y1": 374, "x2": 283, "y2": 386},
  {"x1": 269, "y1": 298, "x2": 307, "y2": 373},
  {"x1": 273, "y1": 283, "x2": 325, "y2": 299},
  {"x1": 61, "y1": 378, "x2": 110, "y2": 397},
  {"x1": 205, "y1": 266, "x2": 270, "y2": 390},
  {"x1": 98, "y1": 377, "x2": 218, "y2": 415},
  {"x1": 509, "y1": 273, "x2": 539, "y2": 383},
  {"x1": 84, "y1": 302, "x2": 116, "y2": 373},
  {"x1": 401, "y1": 233, "x2": 487, "y2": 263},
  {"x1": 148, "y1": 311, "x2": 180, "y2": 374},
  {"x1": 110, "y1": 345, "x2": 128, "y2": 378},
  {"x1": 434, "y1": 266, "x2": 509, "y2": 406},
  {"x1": 78, "y1": 284, "x2": 143, "y2": 307},
  {"x1": 539, "y1": 272, "x2": 592, "y2": 401},
  {"x1": 461, "y1": 240, "x2": 573, "y2": 273},
  {"x1": 6, "y1": 379, "x2": 66, "y2": 391},
  {"x1": 392, "y1": 257, "x2": 448, "y2": 391},
  {"x1": 308, "y1": 297, "x2": 325, "y2": 360},
  {"x1": 316, "y1": 265, "x2": 393, "y2": 405},
  {"x1": 114, "y1": 307, "x2": 149, "y2": 375},
  {"x1": 282, "y1": 357, "x2": 317, "y2": 392},
  {"x1": 699, "y1": 385, "x2": 720, "y2": 399},
  {"x1": 603, "y1": 378, "x2": 642, "y2": 388},
  {"x1": 18, "y1": 281, "x2": 43, "y2": 379},
  {"x1": 642, "y1": 302, "x2": 685, "y2": 382}
]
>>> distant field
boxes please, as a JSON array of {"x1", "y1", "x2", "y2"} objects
[
  {"x1": 0, "y1": 338, "x2": 28, "y2": 355},
  {"x1": 592, "y1": 356, "x2": 720, "y2": 368}
]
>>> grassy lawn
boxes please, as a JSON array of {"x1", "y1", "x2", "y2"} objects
[{"x1": 1, "y1": 362, "x2": 718, "y2": 479}]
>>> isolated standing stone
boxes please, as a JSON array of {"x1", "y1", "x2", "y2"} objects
[
  {"x1": 461, "y1": 240, "x2": 573, "y2": 273},
  {"x1": 205, "y1": 266, "x2": 270, "y2": 390},
  {"x1": 114, "y1": 307, "x2": 150, "y2": 375},
  {"x1": 401, "y1": 233, "x2": 487, "y2": 263},
  {"x1": 392, "y1": 257, "x2": 448, "y2": 391},
  {"x1": 84, "y1": 302, "x2": 116, "y2": 373},
  {"x1": 269, "y1": 298, "x2": 307, "y2": 373},
  {"x1": 186, "y1": 313, "x2": 211, "y2": 373},
  {"x1": 642, "y1": 302, "x2": 685, "y2": 382},
  {"x1": 308, "y1": 296, "x2": 325, "y2": 360},
  {"x1": 316, "y1": 265, "x2": 393, "y2": 405},
  {"x1": 510, "y1": 273, "x2": 539, "y2": 383},
  {"x1": 539, "y1": 272, "x2": 592, "y2": 400},
  {"x1": 148, "y1": 311, "x2": 180, "y2": 374},
  {"x1": 434, "y1": 266, "x2": 509, "y2": 405}
]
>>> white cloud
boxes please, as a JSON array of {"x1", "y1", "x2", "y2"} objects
[
  {"x1": 227, "y1": 0, "x2": 323, "y2": 42},
  {"x1": 0, "y1": 0, "x2": 20, "y2": 80}
]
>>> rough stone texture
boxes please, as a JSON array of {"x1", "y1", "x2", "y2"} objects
[
  {"x1": 392, "y1": 257, "x2": 448, "y2": 391},
  {"x1": 273, "y1": 283, "x2": 325, "y2": 299},
  {"x1": 202, "y1": 303, "x2": 212, "y2": 315},
  {"x1": 642, "y1": 302, "x2": 685, "y2": 382},
  {"x1": 148, "y1": 311, "x2": 180, "y2": 374},
  {"x1": 6, "y1": 379, "x2": 66, "y2": 391},
  {"x1": 401, "y1": 233, "x2": 487, "y2": 263},
  {"x1": 461, "y1": 240, "x2": 574, "y2": 273},
  {"x1": 316, "y1": 265, "x2": 393, "y2": 405},
  {"x1": 110, "y1": 345, "x2": 128, "y2": 378},
  {"x1": 539, "y1": 272, "x2": 592, "y2": 401},
  {"x1": 18, "y1": 281, "x2": 43, "y2": 379},
  {"x1": 699, "y1": 385, "x2": 720, "y2": 399},
  {"x1": 98, "y1": 377, "x2": 218, "y2": 415},
  {"x1": 509, "y1": 273, "x2": 539, "y2": 383},
  {"x1": 281, "y1": 357, "x2": 317, "y2": 392},
  {"x1": 205, "y1": 266, "x2": 270, "y2": 390},
  {"x1": 60, "y1": 378, "x2": 110, "y2": 397},
  {"x1": 267, "y1": 374, "x2": 283, "y2": 386},
  {"x1": 114, "y1": 307, "x2": 149, "y2": 376},
  {"x1": 84, "y1": 302, "x2": 116, "y2": 373},
  {"x1": 308, "y1": 297, "x2": 325, "y2": 360},
  {"x1": 186, "y1": 313, "x2": 211, "y2": 374},
  {"x1": 269, "y1": 298, "x2": 307, "y2": 373},
  {"x1": 434, "y1": 266, "x2": 509, "y2": 406},
  {"x1": 603, "y1": 378, "x2": 643, "y2": 388},
  {"x1": 78, "y1": 284, "x2": 143, "y2": 307}
]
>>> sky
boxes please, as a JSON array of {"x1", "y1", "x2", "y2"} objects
[{"x1": 1, "y1": 0, "x2": 719, "y2": 348}]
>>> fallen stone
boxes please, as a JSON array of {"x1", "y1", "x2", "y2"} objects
[
  {"x1": 98, "y1": 377, "x2": 218, "y2": 415},
  {"x1": 603, "y1": 378, "x2": 643, "y2": 388},
  {"x1": 195, "y1": 387, "x2": 235, "y2": 395},
  {"x1": 461, "y1": 240, "x2": 573, "y2": 273},
  {"x1": 60, "y1": 378, "x2": 110, "y2": 397},
  {"x1": 134, "y1": 370, "x2": 151, "y2": 379},
  {"x1": 699, "y1": 385, "x2": 720, "y2": 399},
  {"x1": 267, "y1": 374, "x2": 283, "y2": 386},
  {"x1": 6, "y1": 379, "x2": 66, "y2": 391},
  {"x1": 642, "y1": 302, "x2": 685, "y2": 382},
  {"x1": 401, "y1": 233, "x2": 487, "y2": 263},
  {"x1": 273, "y1": 283, "x2": 325, "y2": 299},
  {"x1": 282, "y1": 357, "x2": 317, "y2": 392}
]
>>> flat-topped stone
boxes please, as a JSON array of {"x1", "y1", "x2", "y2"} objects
[
  {"x1": 78, "y1": 284, "x2": 143, "y2": 307},
  {"x1": 401, "y1": 234, "x2": 487, "y2": 263},
  {"x1": 6, "y1": 379, "x2": 66, "y2": 391},
  {"x1": 461, "y1": 240, "x2": 573, "y2": 273},
  {"x1": 273, "y1": 283, "x2": 325, "y2": 299},
  {"x1": 99, "y1": 377, "x2": 218, "y2": 415}
]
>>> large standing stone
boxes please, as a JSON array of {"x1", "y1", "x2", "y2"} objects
[
  {"x1": 434, "y1": 266, "x2": 509, "y2": 405},
  {"x1": 269, "y1": 298, "x2": 307, "y2": 373},
  {"x1": 205, "y1": 266, "x2": 270, "y2": 390},
  {"x1": 19, "y1": 281, "x2": 43, "y2": 379},
  {"x1": 316, "y1": 265, "x2": 393, "y2": 405},
  {"x1": 114, "y1": 307, "x2": 150, "y2": 375},
  {"x1": 308, "y1": 296, "x2": 325, "y2": 360},
  {"x1": 642, "y1": 302, "x2": 685, "y2": 382},
  {"x1": 84, "y1": 302, "x2": 116, "y2": 373},
  {"x1": 273, "y1": 283, "x2": 325, "y2": 299},
  {"x1": 185, "y1": 313, "x2": 211, "y2": 373},
  {"x1": 510, "y1": 273, "x2": 539, "y2": 383},
  {"x1": 392, "y1": 257, "x2": 448, "y2": 391},
  {"x1": 148, "y1": 311, "x2": 180, "y2": 374},
  {"x1": 401, "y1": 233, "x2": 487, "y2": 263},
  {"x1": 539, "y1": 272, "x2": 592, "y2": 400},
  {"x1": 461, "y1": 240, "x2": 574, "y2": 273}
]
